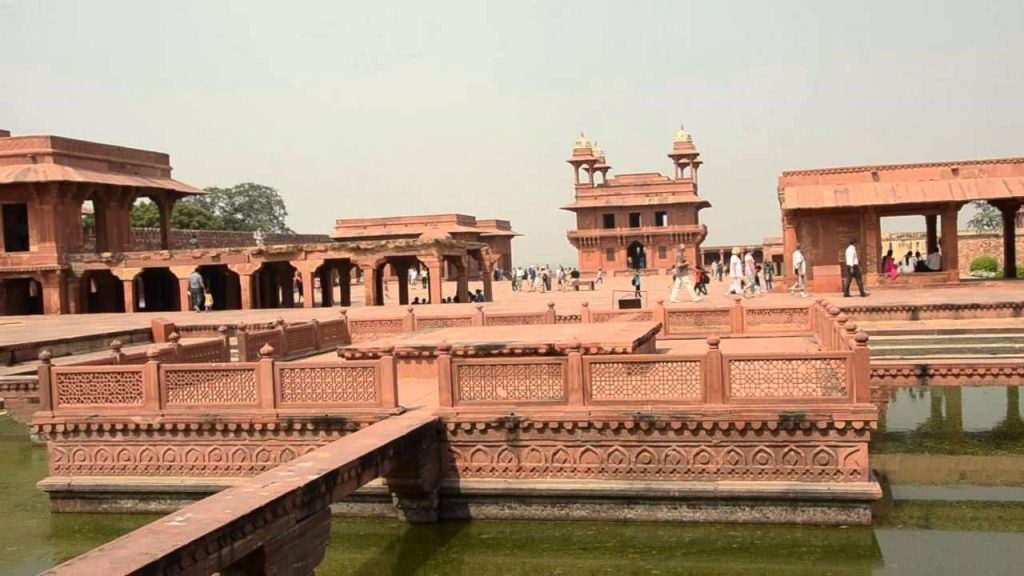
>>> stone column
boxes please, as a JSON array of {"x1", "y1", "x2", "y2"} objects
[
  {"x1": 395, "y1": 261, "x2": 410, "y2": 305},
  {"x1": 318, "y1": 266, "x2": 334, "y2": 307},
  {"x1": 114, "y1": 269, "x2": 140, "y2": 313},
  {"x1": 155, "y1": 195, "x2": 176, "y2": 250},
  {"x1": 454, "y1": 257, "x2": 470, "y2": 303},
  {"x1": 423, "y1": 256, "x2": 444, "y2": 304},
  {"x1": 925, "y1": 214, "x2": 939, "y2": 254},
  {"x1": 170, "y1": 266, "x2": 196, "y2": 312},
  {"x1": 996, "y1": 201, "x2": 1021, "y2": 279},
  {"x1": 297, "y1": 265, "x2": 316, "y2": 309},
  {"x1": 782, "y1": 215, "x2": 797, "y2": 280},
  {"x1": 355, "y1": 259, "x2": 381, "y2": 306},
  {"x1": 940, "y1": 204, "x2": 960, "y2": 276},
  {"x1": 339, "y1": 262, "x2": 352, "y2": 307},
  {"x1": 40, "y1": 271, "x2": 64, "y2": 315},
  {"x1": 65, "y1": 273, "x2": 81, "y2": 315},
  {"x1": 863, "y1": 208, "x2": 880, "y2": 276}
]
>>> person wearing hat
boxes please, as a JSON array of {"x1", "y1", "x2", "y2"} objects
[
  {"x1": 727, "y1": 247, "x2": 744, "y2": 295},
  {"x1": 670, "y1": 244, "x2": 702, "y2": 303}
]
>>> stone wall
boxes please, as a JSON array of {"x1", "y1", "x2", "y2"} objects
[
  {"x1": 880, "y1": 229, "x2": 1024, "y2": 275},
  {"x1": 83, "y1": 228, "x2": 330, "y2": 252}
]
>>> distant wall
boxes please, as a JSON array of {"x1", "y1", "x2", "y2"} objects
[
  {"x1": 881, "y1": 229, "x2": 1024, "y2": 275},
  {"x1": 83, "y1": 228, "x2": 330, "y2": 252}
]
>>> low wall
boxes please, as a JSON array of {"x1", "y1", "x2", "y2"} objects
[{"x1": 83, "y1": 228, "x2": 330, "y2": 252}]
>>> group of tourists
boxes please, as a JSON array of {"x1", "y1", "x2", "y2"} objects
[
  {"x1": 723, "y1": 247, "x2": 776, "y2": 298},
  {"x1": 511, "y1": 265, "x2": 584, "y2": 292},
  {"x1": 881, "y1": 248, "x2": 942, "y2": 279}
]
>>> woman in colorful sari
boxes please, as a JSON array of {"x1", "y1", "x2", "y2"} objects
[{"x1": 883, "y1": 249, "x2": 899, "y2": 280}]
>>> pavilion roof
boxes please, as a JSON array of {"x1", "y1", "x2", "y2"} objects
[
  {"x1": 0, "y1": 163, "x2": 202, "y2": 194},
  {"x1": 778, "y1": 157, "x2": 1024, "y2": 211}
]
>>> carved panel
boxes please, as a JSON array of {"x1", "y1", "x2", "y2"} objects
[
  {"x1": 456, "y1": 362, "x2": 565, "y2": 402},
  {"x1": 176, "y1": 340, "x2": 226, "y2": 363},
  {"x1": 556, "y1": 314, "x2": 582, "y2": 324},
  {"x1": 744, "y1": 308, "x2": 810, "y2": 332},
  {"x1": 589, "y1": 360, "x2": 702, "y2": 401},
  {"x1": 417, "y1": 316, "x2": 474, "y2": 329},
  {"x1": 591, "y1": 310, "x2": 654, "y2": 323},
  {"x1": 728, "y1": 358, "x2": 848, "y2": 398},
  {"x1": 317, "y1": 319, "x2": 349, "y2": 347},
  {"x1": 485, "y1": 313, "x2": 548, "y2": 326},
  {"x1": 666, "y1": 309, "x2": 731, "y2": 335},
  {"x1": 53, "y1": 370, "x2": 144, "y2": 406},
  {"x1": 278, "y1": 366, "x2": 377, "y2": 404},
  {"x1": 242, "y1": 330, "x2": 282, "y2": 361},
  {"x1": 164, "y1": 367, "x2": 258, "y2": 405},
  {"x1": 349, "y1": 318, "x2": 406, "y2": 343},
  {"x1": 285, "y1": 325, "x2": 317, "y2": 353}
]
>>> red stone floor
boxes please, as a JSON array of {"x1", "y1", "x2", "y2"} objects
[{"x1": 2, "y1": 277, "x2": 1021, "y2": 350}]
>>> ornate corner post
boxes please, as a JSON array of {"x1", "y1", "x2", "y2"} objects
[
  {"x1": 218, "y1": 325, "x2": 230, "y2": 361},
  {"x1": 404, "y1": 306, "x2": 416, "y2": 332},
  {"x1": 705, "y1": 335, "x2": 724, "y2": 404},
  {"x1": 835, "y1": 314, "x2": 849, "y2": 352},
  {"x1": 142, "y1": 347, "x2": 162, "y2": 412},
  {"x1": 109, "y1": 339, "x2": 125, "y2": 364},
  {"x1": 545, "y1": 301, "x2": 556, "y2": 324},
  {"x1": 36, "y1": 350, "x2": 54, "y2": 416},
  {"x1": 473, "y1": 304, "x2": 485, "y2": 326},
  {"x1": 257, "y1": 344, "x2": 277, "y2": 411},
  {"x1": 378, "y1": 345, "x2": 398, "y2": 408},
  {"x1": 236, "y1": 323, "x2": 250, "y2": 361},
  {"x1": 168, "y1": 332, "x2": 182, "y2": 360},
  {"x1": 827, "y1": 306, "x2": 841, "y2": 351},
  {"x1": 844, "y1": 320, "x2": 858, "y2": 350},
  {"x1": 730, "y1": 295, "x2": 744, "y2": 334},
  {"x1": 655, "y1": 299, "x2": 668, "y2": 335},
  {"x1": 337, "y1": 309, "x2": 352, "y2": 345},
  {"x1": 581, "y1": 301, "x2": 592, "y2": 323},
  {"x1": 436, "y1": 341, "x2": 453, "y2": 407},
  {"x1": 276, "y1": 317, "x2": 288, "y2": 359},
  {"x1": 852, "y1": 331, "x2": 871, "y2": 404},
  {"x1": 565, "y1": 338, "x2": 584, "y2": 408}
]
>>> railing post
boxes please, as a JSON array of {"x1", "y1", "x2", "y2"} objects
[
  {"x1": 142, "y1": 347, "x2": 162, "y2": 412},
  {"x1": 276, "y1": 318, "x2": 288, "y2": 359},
  {"x1": 844, "y1": 321, "x2": 859, "y2": 351},
  {"x1": 705, "y1": 336, "x2": 725, "y2": 404},
  {"x1": 110, "y1": 339, "x2": 125, "y2": 364},
  {"x1": 835, "y1": 314, "x2": 849, "y2": 352},
  {"x1": 379, "y1": 345, "x2": 398, "y2": 408},
  {"x1": 236, "y1": 323, "x2": 250, "y2": 362},
  {"x1": 852, "y1": 331, "x2": 871, "y2": 404},
  {"x1": 546, "y1": 302, "x2": 556, "y2": 324},
  {"x1": 437, "y1": 341, "x2": 453, "y2": 407},
  {"x1": 730, "y1": 296, "x2": 745, "y2": 334},
  {"x1": 565, "y1": 339, "x2": 584, "y2": 408},
  {"x1": 257, "y1": 344, "x2": 277, "y2": 411},
  {"x1": 311, "y1": 319, "x2": 322, "y2": 351},
  {"x1": 168, "y1": 332, "x2": 182, "y2": 361},
  {"x1": 218, "y1": 325, "x2": 230, "y2": 361},
  {"x1": 827, "y1": 306, "x2": 841, "y2": 352},
  {"x1": 655, "y1": 299, "x2": 668, "y2": 335},
  {"x1": 337, "y1": 309, "x2": 352, "y2": 345},
  {"x1": 404, "y1": 307, "x2": 416, "y2": 332},
  {"x1": 36, "y1": 350, "x2": 53, "y2": 415},
  {"x1": 581, "y1": 301, "x2": 592, "y2": 323},
  {"x1": 473, "y1": 304, "x2": 485, "y2": 326}
]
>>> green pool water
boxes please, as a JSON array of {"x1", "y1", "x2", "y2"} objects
[{"x1": 3, "y1": 387, "x2": 1024, "y2": 576}]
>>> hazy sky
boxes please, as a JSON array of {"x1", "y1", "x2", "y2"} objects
[{"x1": 2, "y1": 1, "x2": 1022, "y2": 264}]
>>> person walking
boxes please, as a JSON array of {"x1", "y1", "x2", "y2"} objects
[
  {"x1": 843, "y1": 238, "x2": 869, "y2": 297},
  {"x1": 789, "y1": 243, "x2": 808, "y2": 297},
  {"x1": 595, "y1": 269, "x2": 604, "y2": 286},
  {"x1": 187, "y1": 269, "x2": 205, "y2": 312},
  {"x1": 669, "y1": 244, "x2": 701, "y2": 303},
  {"x1": 728, "y1": 247, "x2": 743, "y2": 295},
  {"x1": 764, "y1": 262, "x2": 774, "y2": 292},
  {"x1": 631, "y1": 270, "x2": 642, "y2": 299},
  {"x1": 743, "y1": 250, "x2": 758, "y2": 297}
]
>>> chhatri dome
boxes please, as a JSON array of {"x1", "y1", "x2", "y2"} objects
[
  {"x1": 673, "y1": 126, "x2": 693, "y2": 143},
  {"x1": 573, "y1": 132, "x2": 592, "y2": 150},
  {"x1": 591, "y1": 141, "x2": 605, "y2": 161}
]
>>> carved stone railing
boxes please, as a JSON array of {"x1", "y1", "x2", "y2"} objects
[
  {"x1": 237, "y1": 315, "x2": 350, "y2": 361},
  {"x1": 40, "y1": 409, "x2": 441, "y2": 576}
]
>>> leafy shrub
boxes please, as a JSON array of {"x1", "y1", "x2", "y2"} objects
[{"x1": 970, "y1": 255, "x2": 998, "y2": 273}]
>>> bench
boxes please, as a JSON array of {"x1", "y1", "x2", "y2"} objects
[{"x1": 573, "y1": 279, "x2": 596, "y2": 291}]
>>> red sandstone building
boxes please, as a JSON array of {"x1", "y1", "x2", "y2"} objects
[
  {"x1": 563, "y1": 129, "x2": 710, "y2": 275},
  {"x1": 778, "y1": 157, "x2": 1024, "y2": 291}
]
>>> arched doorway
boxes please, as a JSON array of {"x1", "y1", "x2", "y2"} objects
[
  {"x1": 138, "y1": 268, "x2": 179, "y2": 312},
  {"x1": 627, "y1": 241, "x2": 647, "y2": 270},
  {"x1": 198, "y1": 265, "x2": 242, "y2": 311},
  {"x1": 0, "y1": 277, "x2": 43, "y2": 315},
  {"x1": 253, "y1": 262, "x2": 298, "y2": 309},
  {"x1": 79, "y1": 270, "x2": 124, "y2": 314}
]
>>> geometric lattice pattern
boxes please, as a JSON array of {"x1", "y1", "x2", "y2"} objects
[
  {"x1": 278, "y1": 366, "x2": 377, "y2": 404},
  {"x1": 485, "y1": 314, "x2": 548, "y2": 327},
  {"x1": 417, "y1": 316, "x2": 474, "y2": 329},
  {"x1": 242, "y1": 331, "x2": 282, "y2": 361},
  {"x1": 349, "y1": 318, "x2": 405, "y2": 342},
  {"x1": 176, "y1": 341, "x2": 226, "y2": 364},
  {"x1": 667, "y1": 309, "x2": 731, "y2": 335},
  {"x1": 728, "y1": 358, "x2": 848, "y2": 398},
  {"x1": 318, "y1": 320, "x2": 349, "y2": 347},
  {"x1": 589, "y1": 360, "x2": 702, "y2": 401},
  {"x1": 457, "y1": 362, "x2": 564, "y2": 401},
  {"x1": 591, "y1": 311, "x2": 654, "y2": 323},
  {"x1": 54, "y1": 370, "x2": 144, "y2": 406},
  {"x1": 164, "y1": 368, "x2": 258, "y2": 405},
  {"x1": 285, "y1": 326, "x2": 317, "y2": 353},
  {"x1": 744, "y1": 308, "x2": 810, "y2": 331}
]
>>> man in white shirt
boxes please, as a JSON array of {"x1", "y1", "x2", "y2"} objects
[
  {"x1": 789, "y1": 244, "x2": 808, "y2": 297},
  {"x1": 843, "y1": 238, "x2": 868, "y2": 297}
]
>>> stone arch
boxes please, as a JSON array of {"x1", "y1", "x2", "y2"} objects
[
  {"x1": 138, "y1": 267, "x2": 179, "y2": 312},
  {"x1": 78, "y1": 270, "x2": 124, "y2": 314},
  {"x1": 627, "y1": 241, "x2": 647, "y2": 270},
  {"x1": 198, "y1": 264, "x2": 242, "y2": 311},
  {"x1": 0, "y1": 276, "x2": 44, "y2": 315}
]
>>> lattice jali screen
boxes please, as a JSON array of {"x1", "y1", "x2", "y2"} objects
[
  {"x1": 285, "y1": 325, "x2": 317, "y2": 353},
  {"x1": 591, "y1": 311, "x2": 654, "y2": 323},
  {"x1": 417, "y1": 316, "x2": 474, "y2": 329},
  {"x1": 728, "y1": 358, "x2": 848, "y2": 399},
  {"x1": 53, "y1": 369, "x2": 145, "y2": 406},
  {"x1": 318, "y1": 320, "x2": 348, "y2": 347},
  {"x1": 163, "y1": 367, "x2": 258, "y2": 405},
  {"x1": 588, "y1": 360, "x2": 703, "y2": 401},
  {"x1": 485, "y1": 314, "x2": 548, "y2": 326},
  {"x1": 176, "y1": 340, "x2": 225, "y2": 363},
  {"x1": 556, "y1": 314, "x2": 582, "y2": 324},
  {"x1": 744, "y1": 308, "x2": 810, "y2": 332},
  {"x1": 667, "y1": 309, "x2": 731, "y2": 335},
  {"x1": 349, "y1": 318, "x2": 406, "y2": 342},
  {"x1": 456, "y1": 362, "x2": 565, "y2": 402},
  {"x1": 278, "y1": 366, "x2": 378, "y2": 404},
  {"x1": 242, "y1": 331, "x2": 282, "y2": 361}
]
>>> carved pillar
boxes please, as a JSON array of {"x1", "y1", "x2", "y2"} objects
[
  {"x1": 294, "y1": 262, "x2": 318, "y2": 309},
  {"x1": 319, "y1": 266, "x2": 334, "y2": 307},
  {"x1": 782, "y1": 215, "x2": 797, "y2": 280},
  {"x1": 278, "y1": 266, "x2": 296, "y2": 308},
  {"x1": 40, "y1": 270, "x2": 65, "y2": 315},
  {"x1": 925, "y1": 214, "x2": 939, "y2": 255},
  {"x1": 339, "y1": 262, "x2": 352, "y2": 307},
  {"x1": 154, "y1": 195, "x2": 176, "y2": 250},
  {"x1": 453, "y1": 257, "x2": 470, "y2": 302},
  {"x1": 65, "y1": 273, "x2": 80, "y2": 315},
  {"x1": 170, "y1": 266, "x2": 196, "y2": 312},
  {"x1": 114, "y1": 269, "x2": 140, "y2": 313},
  {"x1": 355, "y1": 259, "x2": 382, "y2": 306},
  {"x1": 422, "y1": 256, "x2": 444, "y2": 304},
  {"x1": 940, "y1": 203, "x2": 960, "y2": 275},
  {"x1": 863, "y1": 208, "x2": 880, "y2": 276},
  {"x1": 995, "y1": 201, "x2": 1021, "y2": 279}
]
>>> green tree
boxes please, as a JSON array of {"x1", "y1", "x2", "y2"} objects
[
  {"x1": 130, "y1": 199, "x2": 222, "y2": 230},
  {"x1": 197, "y1": 183, "x2": 293, "y2": 233},
  {"x1": 966, "y1": 200, "x2": 1001, "y2": 232}
]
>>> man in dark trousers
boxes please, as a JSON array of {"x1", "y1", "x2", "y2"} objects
[{"x1": 843, "y1": 238, "x2": 868, "y2": 297}]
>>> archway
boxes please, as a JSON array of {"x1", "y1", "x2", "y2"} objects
[
  {"x1": 78, "y1": 270, "x2": 124, "y2": 314},
  {"x1": 253, "y1": 261, "x2": 298, "y2": 309},
  {"x1": 198, "y1": 265, "x2": 242, "y2": 311},
  {"x1": 0, "y1": 277, "x2": 43, "y2": 315},
  {"x1": 138, "y1": 268, "x2": 179, "y2": 312},
  {"x1": 627, "y1": 241, "x2": 647, "y2": 270}
]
